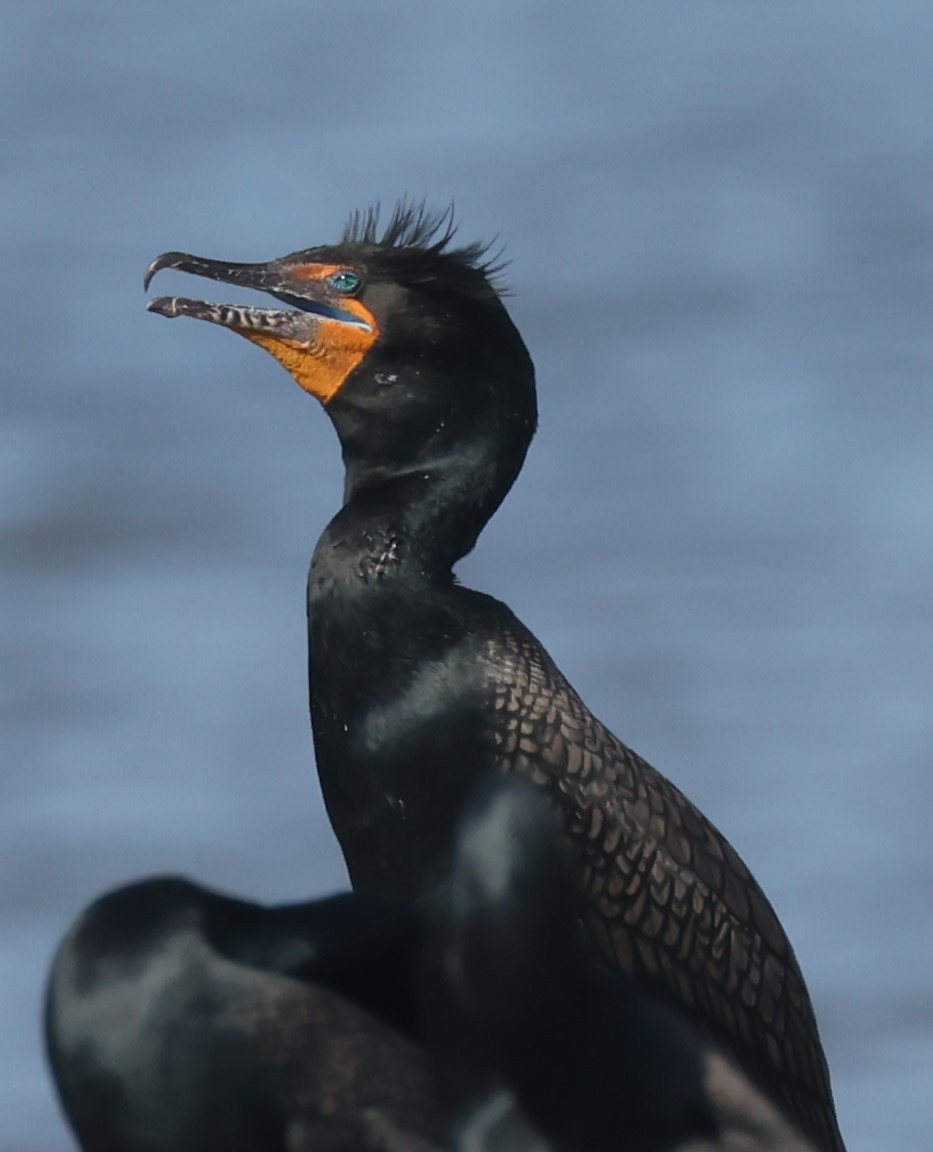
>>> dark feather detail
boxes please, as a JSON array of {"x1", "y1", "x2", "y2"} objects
[{"x1": 342, "y1": 200, "x2": 509, "y2": 295}]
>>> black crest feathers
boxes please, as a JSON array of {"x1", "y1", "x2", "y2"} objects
[{"x1": 341, "y1": 201, "x2": 509, "y2": 295}]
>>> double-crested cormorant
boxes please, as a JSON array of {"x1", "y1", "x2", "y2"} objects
[
  {"x1": 45, "y1": 880, "x2": 439, "y2": 1152},
  {"x1": 145, "y1": 205, "x2": 845, "y2": 1152}
]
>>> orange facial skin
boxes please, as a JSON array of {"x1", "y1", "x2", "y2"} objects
[
  {"x1": 240, "y1": 321, "x2": 376, "y2": 405},
  {"x1": 145, "y1": 255, "x2": 379, "y2": 405},
  {"x1": 248, "y1": 263, "x2": 378, "y2": 404}
]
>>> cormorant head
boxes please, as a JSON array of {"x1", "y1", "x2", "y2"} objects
[{"x1": 146, "y1": 204, "x2": 538, "y2": 515}]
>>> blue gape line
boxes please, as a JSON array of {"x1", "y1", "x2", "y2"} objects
[{"x1": 273, "y1": 292, "x2": 372, "y2": 330}]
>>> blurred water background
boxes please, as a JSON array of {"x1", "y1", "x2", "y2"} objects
[{"x1": 2, "y1": 2, "x2": 932, "y2": 1148}]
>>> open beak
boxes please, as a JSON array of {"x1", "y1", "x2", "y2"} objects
[
  {"x1": 144, "y1": 249, "x2": 377, "y2": 403},
  {"x1": 145, "y1": 251, "x2": 369, "y2": 336}
]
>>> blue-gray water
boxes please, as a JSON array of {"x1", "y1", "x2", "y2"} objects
[{"x1": 2, "y1": 3, "x2": 932, "y2": 1148}]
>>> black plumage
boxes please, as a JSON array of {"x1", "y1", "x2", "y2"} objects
[
  {"x1": 46, "y1": 777, "x2": 816, "y2": 1152},
  {"x1": 435, "y1": 773, "x2": 816, "y2": 1152},
  {"x1": 145, "y1": 205, "x2": 845, "y2": 1152},
  {"x1": 45, "y1": 879, "x2": 437, "y2": 1152}
]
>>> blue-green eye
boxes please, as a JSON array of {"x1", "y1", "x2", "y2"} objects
[{"x1": 327, "y1": 269, "x2": 362, "y2": 295}]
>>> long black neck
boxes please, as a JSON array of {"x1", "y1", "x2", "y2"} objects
[
  {"x1": 313, "y1": 477, "x2": 498, "y2": 593},
  {"x1": 320, "y1": 325, "x2": 537, "y2": 583},
  {"x1": 307, "y1": 349, "x2": 538, "y2": 900},
  {"x1": 310, "y1": 422, "x2": 532, "y2": 599}
]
